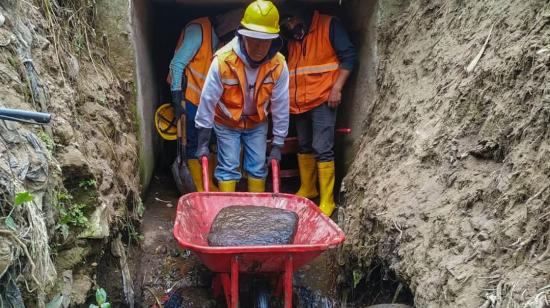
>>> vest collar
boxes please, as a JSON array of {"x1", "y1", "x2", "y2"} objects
[{"x1": 307, "y1": 11, "x2": 321, "y2": 34}]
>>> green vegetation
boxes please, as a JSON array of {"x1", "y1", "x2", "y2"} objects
[
  {"x1": 55, "y1": 192, "x2": 89, "y2": 239},
  {"x1": 89, "y1": 288, "x2": 111, "y2": 308},
  {"x1": 353, "y1": 270, "x2": 363, "y2": 289},
  {"x1": 4, "y1": 191, "x2": 35, "y2": 230},
  {"x1": 79, "y1": 178, "x2": 97, "y2": 190},
  {"x1": 37, "y1": 131, "x2": 55, "y2": 152},
  {"x1": 15, "y1": 191, "x2": 34, "y2": 206}
]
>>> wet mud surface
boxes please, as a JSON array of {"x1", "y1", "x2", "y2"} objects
[
  {"x1": 208, "y1": 206, "x2": 298, "y2": 247},
  {"x1": 134, "y1": 174, "x2": 218, "y2": 307}
]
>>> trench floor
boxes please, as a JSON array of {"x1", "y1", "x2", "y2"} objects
[{"x1": 133, "y1": 173, "x2": 341, "y2": 307}]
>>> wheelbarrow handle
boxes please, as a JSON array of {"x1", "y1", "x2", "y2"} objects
[
  {"x1": 201, "y1": 156, "x2": 209, "y2": 192},
  {"x1": 271, "y1": 159, "x2": 280, "y2": 194},
  {"x1": 336, "y1": 128, "x2": 352, "y2": 134},
  {"x1": 200, "y1": 156, "x2": 280, "y2": 193}
]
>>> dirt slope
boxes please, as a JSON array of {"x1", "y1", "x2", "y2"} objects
[
  {"x1": 0, "y1": 0, "x2": 140, "y2": 305},
  {"x1": 343, "y1": 0, "x2": 550, "y2": 307}
]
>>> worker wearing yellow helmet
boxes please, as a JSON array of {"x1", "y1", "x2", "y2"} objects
[{"x1": 195, "y1": 0, "x2": 290, "y2": 192}]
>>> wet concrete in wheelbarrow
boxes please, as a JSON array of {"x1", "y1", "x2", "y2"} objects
[
  {"x1": 135, "y1": 173, "x2": 340, "y2": 307},
  {"x1": 208, "y1": 206, "x2": 298, "y2": 247}
]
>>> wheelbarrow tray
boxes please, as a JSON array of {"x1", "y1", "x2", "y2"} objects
[{"x1": 173, "y1": 192, "x2": 345, "y2": 273}]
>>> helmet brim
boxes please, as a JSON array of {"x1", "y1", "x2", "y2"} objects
[{"x1": 238, "y1": 28, "x2": 279, "y2": 40}]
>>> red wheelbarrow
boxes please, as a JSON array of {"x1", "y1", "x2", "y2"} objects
[{"x1": 173, "y1": 157, "x2": 345, "y2": 307}]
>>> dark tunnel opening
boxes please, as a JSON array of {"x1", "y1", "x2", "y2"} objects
[{"x1": 143, "y1": 1, "x2": 354, "y2": 189}]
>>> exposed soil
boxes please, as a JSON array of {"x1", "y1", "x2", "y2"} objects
[
  {"x1": 342, "y1": 0, "x2": 550, "y2": 307},
  {"x1": 131, "y1": 173, "x2": 217, "y2": 307},
  {"x1": 0, "y1": 0, "x2": 140, "y2": 305}
]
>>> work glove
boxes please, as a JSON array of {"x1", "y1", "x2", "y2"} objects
[
  {"x1": 268, "y1": 144, "x2": 282, "y2": 163},
  {"x1": 171, "y1": 90, "x2": 185, "y2": 119},
  {"x1": 195, "y1": 127, "x2": 212, "y2": 159}
]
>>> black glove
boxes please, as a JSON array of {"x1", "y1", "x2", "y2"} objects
[
  {"x1": 268, "y1": 144, "x2": 282, "y2": 162},
  {"x1": 195, "y1": 127, "x2": 212, "y2": 159},
  {"x1": 171, "y1": 90, "x2": 185, "y2": 119}
]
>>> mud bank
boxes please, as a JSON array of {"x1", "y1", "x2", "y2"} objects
[
  {"x1": 342, "y1": 0, "x2": 550, "y2": 307},
  {"x1": 0, "y1": 0, "x2": 140, "y2": 305}
]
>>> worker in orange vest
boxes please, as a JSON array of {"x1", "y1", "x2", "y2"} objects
[
  {"x1": 168, "y1": 16, "x2": 222, "y2": 192},
  {"x1": 281, "y1": 7, "x2": 357, "y2": 216},
  {"x1": 194, "y1": 0, "x2": 289, "y2": 193}
]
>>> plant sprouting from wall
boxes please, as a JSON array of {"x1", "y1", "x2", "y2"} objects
[
  {"x1": 89, "y1": 288, "x2": 111, "y2": 308},
  {"x1": 55, "y1": 191, "x2": 89, "y2": 239}
]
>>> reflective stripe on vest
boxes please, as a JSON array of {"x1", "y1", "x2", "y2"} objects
[
  {"x1": 287, "y1": 11, "x2": 340, "y2": 114},
  {"x1": 214, "y1": 41, "x2": 285, "y2": 129},
  {"x1": 289, "y1": 62, "x2": 340, "y2": 76},
  {"x1": 187, "y1": 66, "x2": 207, "y2": 80},
  {"x1": 166, "y1": 17, "x2": 213, "y2": 106}
]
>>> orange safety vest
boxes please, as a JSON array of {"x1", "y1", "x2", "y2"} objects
[
  {"x1": 287, "y1": 11, "x2": 340, "y2": 114},
  {"x1": 166, "y1": 17, "x2": 213, "y2": 106},
  {"x1": 214, "y1": 43, "x2": 285, "y2": 129}
]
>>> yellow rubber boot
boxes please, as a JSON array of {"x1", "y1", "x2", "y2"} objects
[
  {"x1": 218, "y1": 180, "x2": 237, "y2": 192},
  {"x1": 295, "y1": 153, "x2": 319, "y2": 198},
  {"x1": 187, "y1": 159, "x2": 205, "y2": 192},
  {"x1": 317, "y1": 161, "x2": 336, "y2": 217},
  {"x1": 207, "y1": 155, "x2": 219, "y2": 192},
  {"x1": 248, "y1": 177, "x2": 266, "y2": 192}
]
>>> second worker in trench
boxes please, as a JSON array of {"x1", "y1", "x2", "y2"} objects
[{"x1": 280, "y1": 6, "x2": 358, "y2": 216}]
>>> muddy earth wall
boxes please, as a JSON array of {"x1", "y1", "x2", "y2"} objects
[
  {"x1": 0, "y1": 0, "x2": 140, "y2": 305},
  {"x1": 342, "y1": 0, "x2": 549, "y2": 307}
]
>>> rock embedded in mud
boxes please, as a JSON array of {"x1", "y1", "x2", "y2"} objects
[
  {"x1": 55, "y1": 246, "x2": 92, "y2": 271},
  {"x1": 59, "y1": 146, "x2": 93, "y2": 187},
  {"x1": 208, "y1": 205, "x2": 298, "y2": 247},
  {"x1": 0, "y1": 13, "x2": 5, "y2": 27},
  {"x1": 52, "y1": 117, "x2": 75, "y2": 145},
  {"x1": 70, "y1": 273, "x2": 92, "y2": 304},
  {"x1": 78, "y1": 203, "x2": 110, "y2": 239},
  {"x1": 468, "y1": 140, "x2": 503, "y2": 161},
  {"x1": 169, "y1": 248, "x2": 179, "y2": 257},
  {"x1": 155, "y1": 245, "x2": 167, "y2": 255}
]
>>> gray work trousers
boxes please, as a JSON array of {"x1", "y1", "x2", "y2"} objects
[{"x1": 293, "y1": 103, "x2": 337, "y2": 162}]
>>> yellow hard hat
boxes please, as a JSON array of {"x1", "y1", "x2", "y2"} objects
[
  {"x1": 241, "y1": 0, "x2": 280, "y2": 35},
  {"x1": 154, "y1": 103, "x2": 177, "y2": 141}
]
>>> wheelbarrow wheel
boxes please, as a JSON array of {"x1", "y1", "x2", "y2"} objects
[{"x1": 253, "y1": 284, "x2": 271, "y2": 308}]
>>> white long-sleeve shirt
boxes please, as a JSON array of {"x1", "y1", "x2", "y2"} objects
[{"x1": 195, "y1": 37, "x2": 289, "y2": 145}]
